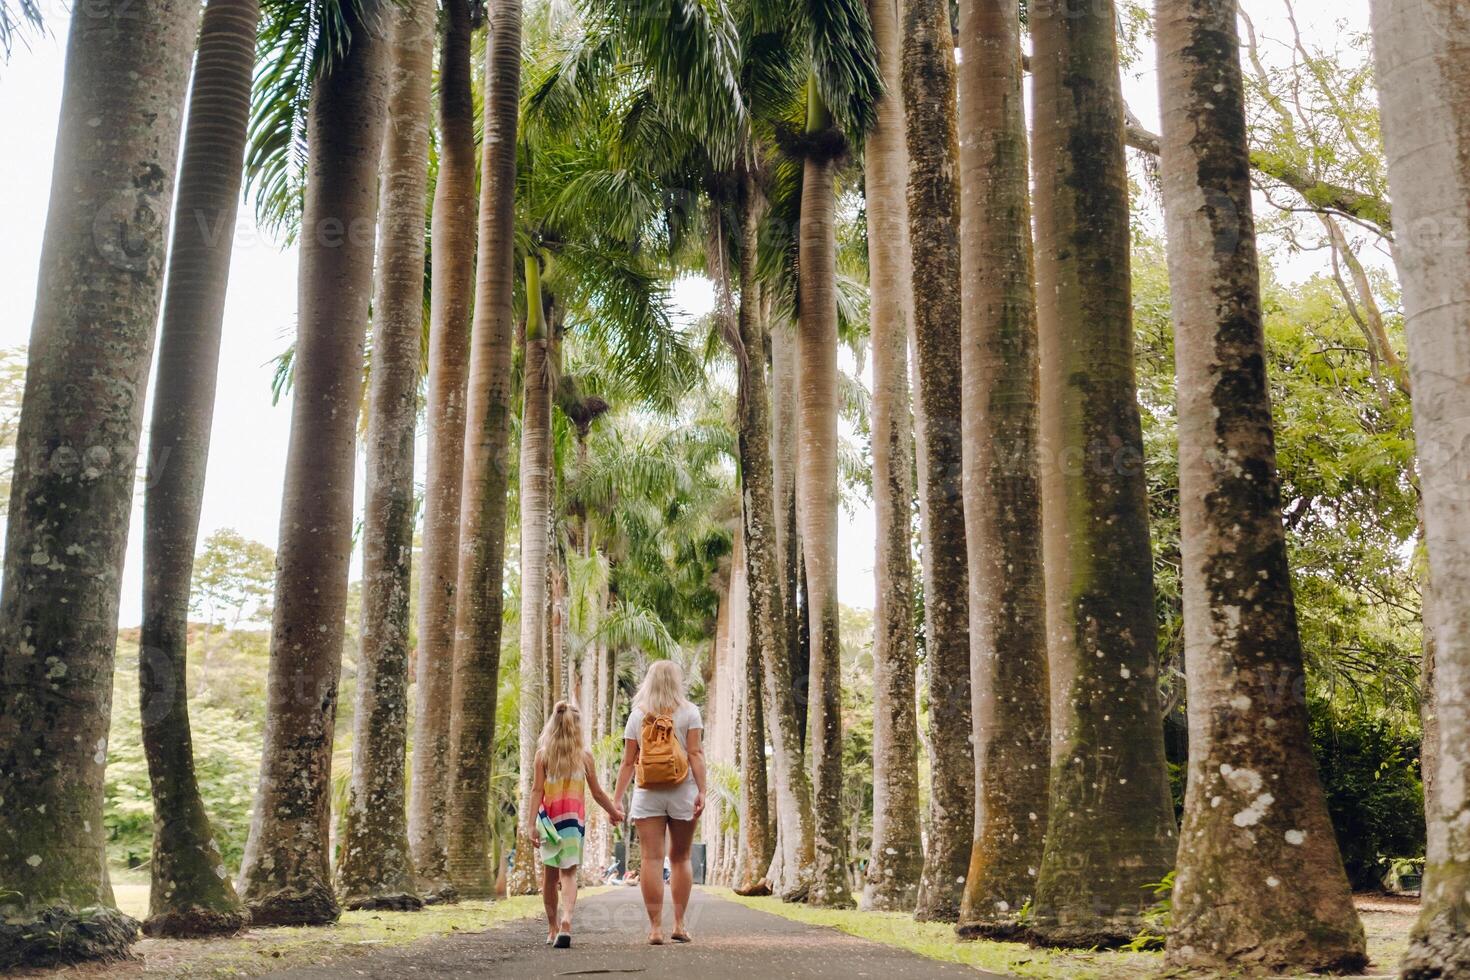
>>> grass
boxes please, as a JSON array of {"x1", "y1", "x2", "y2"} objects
[
  {"x1": 21, "y1": 884, "x2": 593, "y2": 979},
  {"x1": 718, "y1": 890, "x2": 1413, "y2": 979}
]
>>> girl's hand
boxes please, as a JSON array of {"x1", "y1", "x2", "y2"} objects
[
  {"x1": 525, "y1": 820, "x2": 539, "y2": 843},
  {"x1": 693, "y1": 791, "x2": 706, "y2": 818},
  {"x1": 610, "y1": 804, "x2": 625, "y2": 824}
]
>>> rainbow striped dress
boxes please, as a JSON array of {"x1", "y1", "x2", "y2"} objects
[{"x1": 539, "y1": 771, "x2": 587, "y2": 869}]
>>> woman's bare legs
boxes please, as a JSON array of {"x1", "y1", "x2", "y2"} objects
[
  {"x1": 635, "y1": 816, "x2": 669, "y2": 943},
  {"x1": 558, "y1": 867, "x2": 579, "y2": 933},
  {"x1": 542, "y1": 865, "x2": 559, "y2": 942},
  {"x1": 667, "y1": 817, "x2": 696, "y2": 940}
]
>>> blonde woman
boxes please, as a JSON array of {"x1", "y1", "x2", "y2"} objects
[
  {"x1": 613, "y1": 659, "x2": 707, "y2": 945},
  {"x1": 527, "y1": 701, "x2": 623, "y2": 948}
]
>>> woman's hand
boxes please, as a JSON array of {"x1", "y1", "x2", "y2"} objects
[
  {"x1": 525, "y1": 818, "x2": 540, "y2": 843},
  {"x1": 693, "y1": 791, "x2": 706, "y2": 818}
]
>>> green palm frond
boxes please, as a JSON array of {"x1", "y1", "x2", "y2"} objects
[
  {"x1": 596, "y1": 599, "x2": 679, "y2": 658},
  {"x1": 246, "y1": 0, "x2": 377, "y2": 239},
  {"x1": 803, "y1": 0, "x2": 881, "y2": 141}
]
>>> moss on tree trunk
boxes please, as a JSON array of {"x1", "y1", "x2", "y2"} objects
[
  {"x1": 236, "y1": 0, "x2": 390, "y2": 927},
  {"x1": 409, "y1": 0, "x2": 477, "y2": 906},
  {"x1": 954, "y1": 0, "x2": 1049, "y2": 941},
  {"x1": 1028, "y1": 0, "x2": 1176, "y2": 947},
  {"x1": 0, "y1": 0, "x2": 195, "y2": 965},
  {"x1": 137, "y1": 0, "x2": 259, "y2": 940},
  {"x1": 443, "y1": 0, "x2": 521, "y2": 898},
  {"x1": 902, "y1": 0, "x2": 973, "y2": 924}
]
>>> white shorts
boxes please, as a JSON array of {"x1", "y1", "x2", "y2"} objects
[{"x1": 629, "y1": 777, "x2": 698, "y2": 822}]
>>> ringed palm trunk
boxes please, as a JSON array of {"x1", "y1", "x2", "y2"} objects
[
  {"x1": 797, "y1": 90, "x2": 852, "y2": 909},
  {"x1": 1369, "y1": 2, "x2": 1470, "y2": 976},
  {"x1": 732, "y1": 197, "x2": 773, "y2": 896},
  {"x1": 742, "y1": 207, "x2": 816, "y2": 906},
  {"x1": 954, "y1": 0, "x2": 1049, "y2": 940},
  {"x1": 902, "y1": 0, "x2": 972, "y2": 924},
  {"x1": 0, "y1": 0, "x2": 195, "y2": 966},
  {"x1": 409, "y1": 0, "x2": 477, "y2": 905},
  {"x1": 509, "y1": 254, "x2": 553, "y2": 897},
  {"x1": 335, "y1": 0, "x2": 434, "y2": 913},
  {"x1": 137, "y1": 0, "x2": 259, "y2": 939},
  {"x1": 1027, "y1": 0, "x2": 1175, "y2": 947},
  {"x1": 444, "y1": 0, "x2": 521, "y2": 897},
  {"x1": 1156, "y1": 2, "x2": 1364, "y2": 971},
  {"x1": 769, "y1": 316, "x2": 804, "y2": 743},
  {"x1": 860, "y1": 0, "x2": 922, "y2": 914},
  {"x1": 237, "y1": 2, "x2": 391, "y2": 926}
]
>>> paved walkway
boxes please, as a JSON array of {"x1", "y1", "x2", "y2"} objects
[{"x1": 261, "y1": 885, "x2": 1004, "y2": 979}]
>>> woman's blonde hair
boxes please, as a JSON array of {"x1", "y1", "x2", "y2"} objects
[
  {"x1": 537, "y1": 701, "x2": 585, "y2": 782},
  {"x1": 633, "y1": 659, "x2": 688, "y2": 718}
]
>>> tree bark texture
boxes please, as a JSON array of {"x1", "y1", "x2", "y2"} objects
[
  {"x1": 797, "y1": 137, "x2": 853, "y2": 909},
  {"x1": 409, "y1": 0, "x2": 477, "y2": 905},
  {"x1": 1157, "y1": 2, "x2": 1366, "y2": 971},
  {"x1": 510, "y1": 255, "x2": 553, "y2": 897},
  {"x1": 1028, "y1": 0, "x2": 1176, "y2": 947},
  {"x1": 861, "y1": 0, "x2": 922, "y2": 915},
  {"x1": 1369, "y1": 2, "x2": 1470, "y2": 976},
  {"x1": 236, "y1": 3, "x2": 390, "y2": 926},
  {"x1": 902, "y1": 0, "x2": 973, "y2": 924},
  {"x1": 444, "y1": 0, "x2": 521, "y2": 898},
  {"x1": 954, "y1": 0, "x2": 1050, "y2": 940},
  {"x1": 0, "y1": 0, "x2": 196, "y2": 965},
  {"x1": 335, "y1": 0, "x2": 434, "y2": 913},
  {"x1": 137, "y1": 0, "x2": 259, "y2": 939}
]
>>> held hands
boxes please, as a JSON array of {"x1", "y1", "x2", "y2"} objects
[{"x1": 608, "y1": 803, "x2": 626, "y2": 824}]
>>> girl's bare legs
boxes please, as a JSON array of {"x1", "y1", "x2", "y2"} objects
[
  {"x1": 558, "y1": 867, "x2": 579, "y2": 933},
  {"x1": 542, "y1": 865, "x2": 559, "y2": 942},
  {"x1": 635, "y1": 816, "x2": 669, "y2": 943},
  {"x1": 667, "y1": 817, "x2": 696, "y2": 940}
]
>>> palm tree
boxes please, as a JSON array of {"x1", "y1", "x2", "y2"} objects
[
  {"x1": 335, "y1": 0, "x2": 434, "y2": 913},
  {"x1": 508, "y1": 253, "x2": 555, "y2": 896},
  {"x1": 954, "y1": 0, "x2": 1048, "y2": 939},
  {"x1": 901, "y1": 0, "x2": 971, "y2": 923},
  {"x1": 794, "y1": 0, "x2": 880, "y2": 909},
  {"x1": 859, "y1": 0, "x2": 921, "y2": 915},
  {"x1": 444, "y1": 0, "x2": 523, "y2": 898},
  {"x1": 137, "y1": 0, "x2": 259, "y2": 939},
  {"x1": 0, "y1": 0, "x2": 196, "y2": 966},
  {"x1": 409, "y1": 0, "x2": 478, "y2": 905},
  {"x1": 1028, "y1": 0, "x2": 1175, "y2": 946},
  {"x1": 1368, "y1": 2, "x2": 1470, "y2": 976},
  {"x1": 236, "y1": 0, "x2": 391, "y2": 925}
]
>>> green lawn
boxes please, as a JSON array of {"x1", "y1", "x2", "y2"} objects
[{"x1": 718, "y1": 890, "x2": 1411, "y2": 979}]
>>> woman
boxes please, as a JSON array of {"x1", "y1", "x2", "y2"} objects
[{"x1": 613, "y1": 660, "x2": 707, "y2": 945}]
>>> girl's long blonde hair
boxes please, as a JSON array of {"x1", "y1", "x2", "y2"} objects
[
  {"x1": 537, "y1": 701, "x2": 585, "y2": 782},
  {"x1": 633, "y1": 659, "x2": 688, "y2": 719}
]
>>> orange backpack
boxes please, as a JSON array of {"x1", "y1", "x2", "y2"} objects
[{"x1": 636, "y1": 712, "x2": 689, "y2": 789}]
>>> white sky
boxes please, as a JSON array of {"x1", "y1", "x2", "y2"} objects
[{"x1": 0, "y1": 0, "x2": 1373, "y2": 626}]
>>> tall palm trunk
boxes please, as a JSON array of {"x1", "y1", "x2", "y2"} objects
[
  {"x1": 237, "y1": 3, "x2": 390, "y2": 926},
  {"x1": 409, "y1": 0, "x2": 476, "y2": 905},
  {"x1": 137, "y1": 0, "x2": 258, "y2": 940},
  {"x1": 740, "y1": 206, "x2": 815, "y2": 905},
  {"x1": 1370, "y1": 2, "x2": 1470, "y2": 976},
  {"x1": 954, "y1": 0, "x2": 1048, "y2": 939},
  {"x1": 1156, "y1": 2, "x2": 1364, "y2": 971},
  {"x1": 510, "y1": 254, "x2": 553, "y2": 897},
  {"x1": 335, "y1": 0, "x2": 433, "y2": 913},
  {"x1": 0, "y1": 0, "x2": 195, "y2": 966},
  {"x1": 732, "y1": 195, "x2": 773, "y2": 896},
  {"x1": 769, "y1": 317, "x2": 804, "y2": 743},
  {"x1": 1028, "y1": 0, "x2": 1175, "y2": 947},
  {"x1": 444, "y1": 0, "x2": 521, "y2": 897},
  {"x1": 797, "y1": 88, "x2": 851, "y2": 909},
  {"x1": 861, "y1": 0, "x2": 922, "y2": 914},
  {"x1": 902, "y1": 0, "x2": 972, "y2": 924}
]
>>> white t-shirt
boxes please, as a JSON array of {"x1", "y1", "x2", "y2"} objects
[{"x1": 623, "y1": 701, "x2": 703, "y2": 751}]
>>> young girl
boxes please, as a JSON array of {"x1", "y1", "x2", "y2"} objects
[{"x1": 528, "y1": 701, "x2": 623, "y2": 948}]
